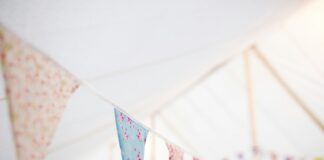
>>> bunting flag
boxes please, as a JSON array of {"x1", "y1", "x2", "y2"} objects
[
  {"x1": 0, "y1": 27, "x2": 80, "y2": 160},
  {"x1": 114, "y1": 108, "x2": 149, "y2": 160},
  {"x1": 166, "y1": 143, "x2": 184, "y2": 160},
  {"x1": 252, "y1": 146, "x2": 260, "y2": 156},
  {"x1": 2, "y1": 26, "x2": 319, "y2": 160},
  {"x1": 270, "y1": 152, "x2": 277, "y2": 160},
  {"x1": 237, "y1": 153, "x2": 244, "y2": 160}
]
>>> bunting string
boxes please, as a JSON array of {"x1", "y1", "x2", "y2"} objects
[
  {"x1": 0, "y1": 22, "x2": 322, "y2": 160},
  {"x1": 158, "y1": 114, "x2": 201, "y2": 155},
  {"x1": 0, "y1": 24, "x2": 203, "y2": 159},
  {"x1": 82, "y1": 80, "x2": 203, "y2": 158}
]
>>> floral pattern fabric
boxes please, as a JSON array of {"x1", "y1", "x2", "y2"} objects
[
  {"x1": 166, "y1": 143, "x2": 184, "y2": 160},
  {"x1": 114, "y1": 108, "x2": 149, "y2": 160},
  {"x1": 0, "y1": 27, "x2": 80, "y2": 160}
]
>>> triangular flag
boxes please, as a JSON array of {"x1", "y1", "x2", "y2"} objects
[
  {"x1": 270, "y1": 152, "x2": 277, "y2": 160},
  {"x1": 237, "y1": 153, "x2": 244, "y2": 160},
  {"x1": 114, "y1": 108, "x2": 149, "y2": 160},
  {"x1": 166, "y1": 143, "x2": 184, "y2": 160},
  {"x1": 0, "y1": 27, "x2": 80, "y2": 160}
]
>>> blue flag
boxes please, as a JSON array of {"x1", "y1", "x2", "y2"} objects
[{"x1": 114, "y1": 108, "x2": 149, "y2": 160}]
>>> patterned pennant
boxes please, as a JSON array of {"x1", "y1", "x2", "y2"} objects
[
  {"x1": 252, "y1": 146, "x2": 260, "y2": 156},
  {"x1": 0, "y1": 27, "x2": 80, "y2": 160},
  {"x1": 237, "y1": 153, "x2": 244, "y2": 160},
  {"x1": 166, "y1": 143, "x2": 184, "y2": 160},
  {"x1": 270, "y1": 152, "x2": 277, "y2": 160},
  {"x1": 114, "y1": 108, "x2": 149, "y2": 160}
]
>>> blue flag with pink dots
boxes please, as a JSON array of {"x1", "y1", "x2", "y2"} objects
[{"x1": 114, "y1": 108, "x2": 149, "y2": 160}]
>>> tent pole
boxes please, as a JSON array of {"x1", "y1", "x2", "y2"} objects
[
  {"x1": 243, "y1": 48, "x2": 259, "y2": 160},
  {"x1": 252, "y1": 45, "x2": 324, "y2": 132},
  {"x1": 109, "y1": 143, "x2": 116, "y2": 160}
]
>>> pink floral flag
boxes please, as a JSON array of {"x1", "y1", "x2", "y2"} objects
[
  {"x1": 0, "y1": 27, "x2": 80, "y2": 159},
  {"x1": 166, "y1": 143, "x2": 184, "y2": 160}
]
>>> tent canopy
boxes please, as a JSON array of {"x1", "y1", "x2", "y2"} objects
[{"x1": 1, "y1": 0, "x2": 323, "y2": 159}]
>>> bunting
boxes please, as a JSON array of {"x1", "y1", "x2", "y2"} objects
[
  {"x1": 270, "y1": 152, "x2": 277, "y2": 160},
  {"x1": 1, "y1": 26, "x2": 320, "y2": 160},
  {"x1": 114, "y1": 108, "x2": 149, "y2": 160},
  {"x1": 166, "y1": 143, "x2": 184, "y2": 160},
  {"x1": 0, "y1": 27, "x2": 80, "y2": 160},
  {"x1": 237, "y1": 153, "x2": 244, "y2": 160}
]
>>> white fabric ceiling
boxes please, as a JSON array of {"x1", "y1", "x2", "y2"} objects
[{"x1": 1, "y1": 0, "x2": 323, "y2": 159}]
